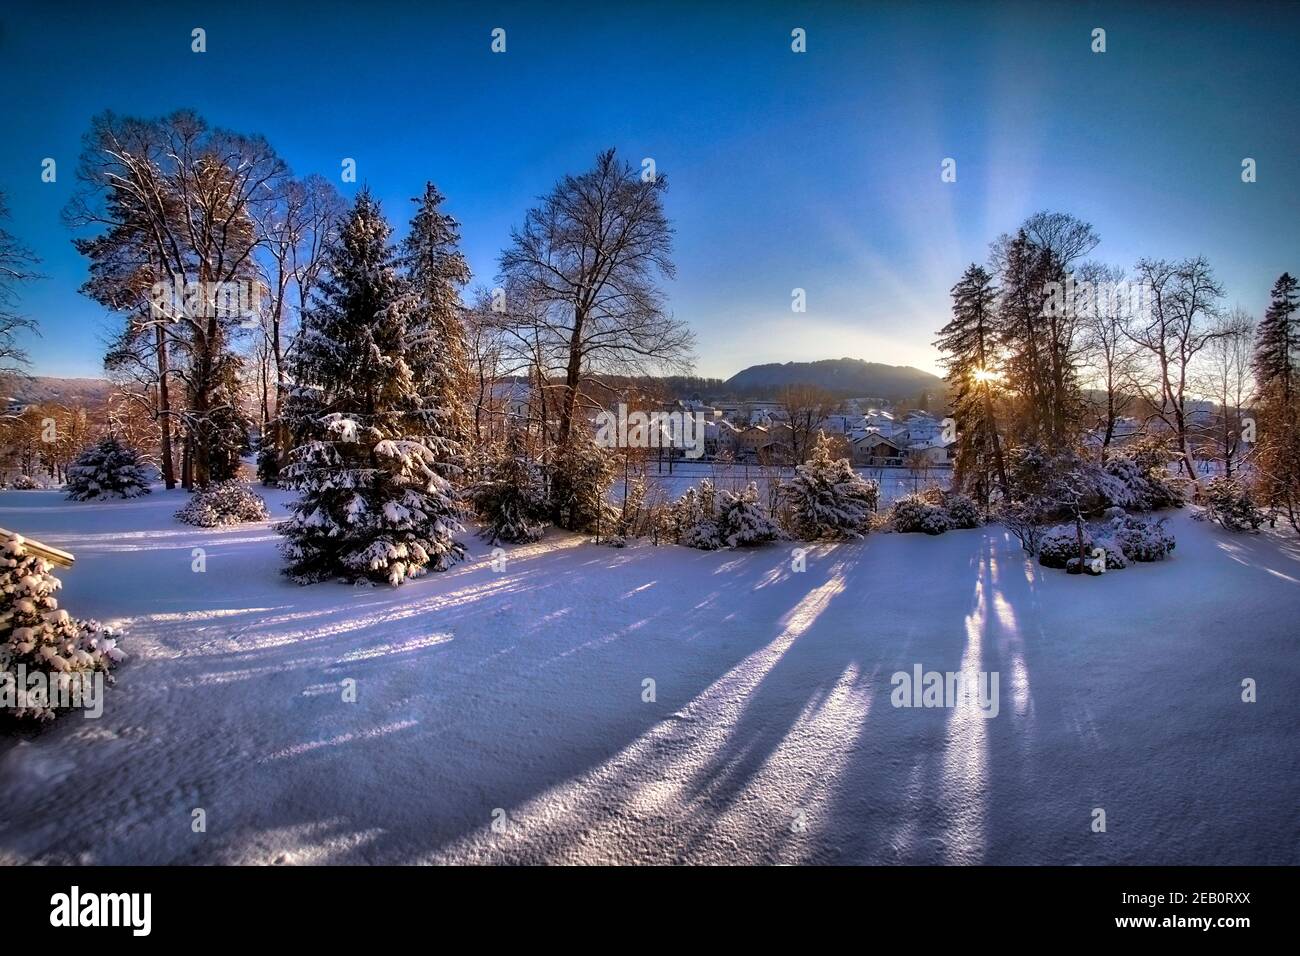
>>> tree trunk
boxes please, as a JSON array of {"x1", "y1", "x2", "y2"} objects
[{"x1": 155, "y1": 324, "x2": 176, "y2": 489}]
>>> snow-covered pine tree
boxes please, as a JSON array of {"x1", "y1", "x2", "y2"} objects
[
  {"x1": 473, "y1": 432, "x2": 548, "y2": 544},
  {"x1": 1251, "y1": 272, "x2": 1300, "y2": 525},
  {"x1": 1, "y1": 533, "x2": 124, "y2": 720},
  {"x1": 716, "y1": 481, "x2": 782, "y2": 548},
  {"x1": 65, "y1": 435, "x2": 152, "y2": 500},
  {"x1": 400, "y1": 182, "x2": 472, "y2": 450},
  {"x1": 935, "y1": 263, "x2": 1007, "y2": 502},
  {"x1": 669, "y1": 481, "x2": 718, "y2": 549},
  {"x1": 548, "y1": 427, "x2": 615, "y2": 533},
  {"x1": 279, "y1": 190, "x2": 465, "y2": 586},
  {"x1": 781, "y1": 431, "x2": 879, "y2": 539}
]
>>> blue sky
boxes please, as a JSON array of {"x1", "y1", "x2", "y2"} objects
[{"x1": 1, "y1": 0, "x2": 1297, "y2": 380}]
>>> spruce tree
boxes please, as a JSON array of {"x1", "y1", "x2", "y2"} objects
[
  {"x1": 1251, "y1": 272, "x2": 1300, "y2": 522},
  {"x1": 549, "y1": 428, "x2": 615, "y2": 533},
  {"x1": 65, "y1": 436, "x2": 152, "y2": 500},
  {"x1": 473, "y1": 432, "x2": 548, "y2": 544},
  {"x1": 1, "y1": 534, "x2": 124, "y2": 720},
  {"x1": 400, "y1": 182, "x2": 472, "y2": 449},
  {"x1": 935, "y1": 263, "x2": 1007, "y2": 501},
  {"x1": 781, "y1": 431, "x2": 879, "y2": 539},
  {"x1": 716, "y1": 482, "x2": 782, "y2": 548},
  {"x1": 279, "y1": 191, "x2": 465, "y2": 585}
]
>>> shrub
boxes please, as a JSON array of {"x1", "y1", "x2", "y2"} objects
[
  {"x1": 1039, "y1": 523, "x2": 1093, "y2": 569},
  {"x1": 1109, "y1": 514, "x2": 1176, "y2": 562},
  {"x1": 65, "y1": 436, "x2": 151, "y2": 501},
  {"x1": 176, "y1": 480, "x2": 270, "y2": 528},
  {"x1": 1090, "y1": 536, "x2": 1128, "y2": 571},
  {"x1": 716, "y1": 482, "x2": 783, "y2": 548},
  {"x1": 1100, "y1": 441, "x2": 1184, "y2": 511},
  {"x1": 1202, "y1": 475, "x2": 1265, "y2": 532},
  {"x1": 9, "y1": 475, "x2": 41, "y2": 490},
  {"x1": 1, "y1": 534, "x2": 124, "y2": 721},
  {"x1": 892, "y1": 494, "x2": 951, "y2": 535},
  {"x1": 943, "y1": 493, "x2": 981, "y2": 529}
]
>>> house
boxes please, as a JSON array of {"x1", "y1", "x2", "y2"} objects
[
  {"x1": 703, "y1": 419, "x2": 739, "y2": 459},
  {"x1": 851, "y1": 432, "x2": 905, "y2": 466},
  {"x1": 906, "y1": 437, "x2": 954, "y2": 466},
  {"x1": 738, "y1": 423, "x2": 793, "y2": 463}
]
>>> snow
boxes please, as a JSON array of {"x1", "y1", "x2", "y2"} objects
[{"x1": 0, "y1": 486, "x2": 1296, "y2": 864}]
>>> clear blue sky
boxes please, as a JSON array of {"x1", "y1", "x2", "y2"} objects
[{"x1": 1, "y1": 0, "x2": 1297, "y2": 380}]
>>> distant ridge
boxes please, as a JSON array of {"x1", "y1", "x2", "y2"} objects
[
  {"x1": 2, "y1": 376, "x2": 114, "y2": 407},
  {"x1": 723, "y1": 358, "x2": 943, "y2": 401}
]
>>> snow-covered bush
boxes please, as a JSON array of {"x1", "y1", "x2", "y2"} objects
[
  {"x1": 65, "y1": 436, "x2": 151, "y2": 501},
  {"x1": 1038, "y1": 523, "x2": 1092, "y2": 569},
  {"x1": 716, "y1": 482, "x2": 783, "y2": 548},
  {"x1": 1202, "y1": 476, "x2": 1264, "y2": 532},
  {"x1": 781, "y1": 432, "x2": 878, "y2": 539},
  {"x1": 892, "y1": 494, "x2": 951, "y2": 535},
  {"x1": 175, "y1": 480, "x2": 270, "y2": 528},
  {"x1": 670, "y1": 480, "x2": 780, "y2": 550},
  {"x1": 1, "y1": 535, "x2": 124, "y2": 721},
  {"x1": 473, "y1": 435, "x2": 548, "y2": 544},
  {"x1": 9, "y1": 475, "x2": 41, "y2": 490},
  {"x1": 1100, "y1": 441, "x2": 1184, "y2": 511},
  {"x1": 943, "y1": 493, "x2": 981, "y2": 529},
  {"x1": 1090, "y1": 536, "x2": 1129, "y2": 571},
  {"x1": 1108, "y1": 514, "x2": 1176, "y2": 562}
]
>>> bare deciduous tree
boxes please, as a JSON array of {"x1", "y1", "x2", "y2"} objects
[
  {"x1": 776, "y1": 383, "x2": 837, "y2": 463},
  {"x1": 1123, "y1": 256, "x2": 1227, "y2": 486},
  {"x1": 498, "y1": 149, "x2": 694, "y2": 447}
]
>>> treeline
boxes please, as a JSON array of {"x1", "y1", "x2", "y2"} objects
[{"x1": 936, "y1": 210, "x2": 1300, "y2": 537}]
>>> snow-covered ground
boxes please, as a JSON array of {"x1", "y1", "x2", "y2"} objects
[{"x1": 0, "y1": 486, "x2": 1296, "y2": 865}]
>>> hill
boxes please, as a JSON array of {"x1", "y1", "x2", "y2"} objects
[
  {"x1": 722, "y1": 358, "x2": 943, "y2": 401},
  {"x1": 2, "y1": 376, "x2": 114, "y2": 408}
]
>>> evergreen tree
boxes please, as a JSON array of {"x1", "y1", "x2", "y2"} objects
[
  {"x1": 65, "y1": 436, "x2": 152, "y2": 500},
  {"x1": 400, "y1": 182, "x2": 472, "y2": 449},
  {"x1": 548, "y1": 428, "x2": 615, "y2": 533},
  {"x1": 935, "y1": 263, "x2": 1008, "y2": 501},
  {"x1": 716, "y1": 482, "x2": 782, "y2": 548},
  {"x1": 781, "y1": 431, "x2": 879, "y2": 539},
  {"x1": 1, "y1": 534, "x2": 124, "y2": 720},
  {"x1": 473, "y1": 432, "x2": 548, "y2": 544},
  {"x1": 1251, "y1": 272, "x2": 1300, "y2": 524},
  {"x1": 200, "y1": 353, "x2": 252, "y2": 484},
  {"x1": 279, "y1": 191, "x2": 464, "y2": 586}
]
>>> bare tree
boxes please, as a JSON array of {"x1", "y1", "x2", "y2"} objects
[
  {"x1": 776, "y1": 383, "x2": 837, "y2": 463},
  {"x1": 498, "y1": 149, "x2": 694, "y2": 447},
  {"x1": 253, "y1": 174, "x2": 344, "y2": 469},
  {"x1": 1195, "y1": 307, "x2": 1255, "y2": 478},
  {"x1": 0, "y1": 189, "x2": 41, "y2": 394},
  {"x1": 1123, "y1": 256, "x2": 1227, "y2": 486},
  {"x1": 66, "y1": 110, "x2": 288, "y2": 487},
  {"x1": 1078, "y1": 262, "x2": 1138, "y2": 454}
]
